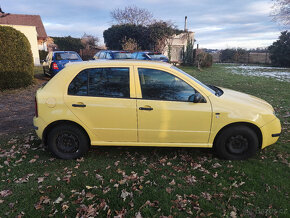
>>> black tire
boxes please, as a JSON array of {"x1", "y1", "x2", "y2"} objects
[
  {"x1": 214, "y1": 125, "x2": 259, "y2": 160},
  {"x1": 47, "y1": 124, "x2": 90, "y2": 160}
]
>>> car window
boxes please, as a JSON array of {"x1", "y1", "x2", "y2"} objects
[
  {"x1": 137, "y1": 53, "x2": 147, "y2": 60},
  {"x1": 55, "y1": 52, "x2": 80, "y2": 60},
  {"x1": 106, "y1": 52, "x2": 113, "y2": 59},
  {"x1": 113, "y1": 52, "x2": 132, "y2": 59},
  {"x1": 68, "y1": 68, "x2": 130, "y2": 98},
  {"x1": 68, "y1": 70, "x2": 88, "y2": 96},
  {"x1": 94, "y1": 51, "x2": 101, "y2": 59},
  {"x1": 138, "y1": 68, "x2": 197, "y2": 102},
  {"x1": 99, "y1": 51, "x2": 106, "y2": 59}
]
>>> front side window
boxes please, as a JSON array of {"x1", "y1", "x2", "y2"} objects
[
  {"x1": 137, "y1": 53, "x2": 147, "y2": 60},
  {"x1": 138, "y1": 68, "x2": 197, "y2": 102},
  {"x1": 68, "y1": 68, "x2": 130, "y2": 98}
]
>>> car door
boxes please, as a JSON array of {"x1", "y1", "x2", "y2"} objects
[
  {"x1": 64, "y1": 66, "x2": 137, "y2": 142},
  {"x1": 135, "y1": 67, "x2": 212, "y2": 144}
]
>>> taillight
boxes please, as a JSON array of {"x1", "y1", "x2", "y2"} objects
[
  {"x1": 35, "y1": 97, "x2": 38, "y2": 117},
  {"x1": 52, "y1": 62, "x2": 59, "y2": 70}
]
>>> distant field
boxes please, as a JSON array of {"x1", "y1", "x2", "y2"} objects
[{"x1": 0, "y1": 64, "x2": 289, "y2": 217}]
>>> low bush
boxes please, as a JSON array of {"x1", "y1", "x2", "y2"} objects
[
  {"x1": 197, "y1": 52, "x2": 213, "y2": 68},
  {"x1": 0, "y1": 26, "x2": 34, "y2": 90}
]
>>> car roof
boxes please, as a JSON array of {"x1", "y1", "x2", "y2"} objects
[
  {"x1": 53, "y1": 51, "x2": 77, "y2": 54},
  {"x1": 66, "y1": 59, "x2": 172, "y2": 68}
]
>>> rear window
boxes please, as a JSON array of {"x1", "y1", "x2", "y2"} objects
[
  {"x1": 55, "y1": 52, "x2": 80, "y2": 60},
  {"x1": 113, "y1": 52, "x2": 132, "y2": 59},
  {"x1": 148, "y1": 53, "x2": 167, "y2": 60}
]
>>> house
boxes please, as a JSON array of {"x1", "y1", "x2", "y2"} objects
[
  {"x1": 0, "y1": 11, "x2": 47, "y2": 65},
  {"x1": 164, "y1": 32, "x2": 195, "y2": 63}
]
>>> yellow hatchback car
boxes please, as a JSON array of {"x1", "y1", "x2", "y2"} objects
[{"x1": 33, "y1": 60, "x2": 281, "y2": 160}]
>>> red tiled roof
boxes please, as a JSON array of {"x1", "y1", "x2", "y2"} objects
[{"x1": 0, "y1": 13, "x2": 47, "y2": 39}]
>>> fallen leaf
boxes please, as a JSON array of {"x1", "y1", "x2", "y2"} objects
[{"x1": 169, "y1": 179, "x2": 176, "y2": 186}]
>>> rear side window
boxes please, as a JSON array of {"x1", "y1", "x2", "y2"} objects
[
  {"x1": 68, "y1": 71, "x2": 88, "y2": 96},
  {"x1": 68, "y1": 68, "x2": 130, "y2": 98}
]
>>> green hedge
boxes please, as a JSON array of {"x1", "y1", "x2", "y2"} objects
[{"x1": 0, "y1": 26, "x2": 34, "y2": 90}]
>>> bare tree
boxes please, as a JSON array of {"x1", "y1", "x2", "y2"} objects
[
  {"x1": 81, "y1": 33, "x2": 99, "y2": 49},
  {"x1": 271, "y1": 0, "x2": 290, "y2": 27},
  {"x1": 111, "y1": 5, "x2": 153, "y2": 26}
]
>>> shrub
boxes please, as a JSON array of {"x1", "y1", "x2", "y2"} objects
[
  {"x1": 268, "y1": 31, "x2": 290, "y2": 67},
  {"x1": 0, "y1": 26, "x2": 34, "y2": 90},
  {"x1": 182, "y1": 37, "x2": 195, "y2": 65},
  {"x1": 197, "y1": 52, "x2": 213, "y2": 68}
]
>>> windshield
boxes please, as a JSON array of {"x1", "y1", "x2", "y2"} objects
[
  {"x1": 171, "y1": 66, "x2": 216, "y2": 95},
  {"x1": 55, "y1": 52, "x2": 80, "y2": 60},
  {"x1": 113, "y1": 52, "x2": 132, "y2": 59}
]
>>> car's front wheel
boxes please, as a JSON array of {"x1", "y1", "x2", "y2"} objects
[
  {"x1": 47, "y1": 124, "x2": 90, "y2": 159},
  {"x1": 214, "y1": 125, "x2": 259, "y2": 160}
]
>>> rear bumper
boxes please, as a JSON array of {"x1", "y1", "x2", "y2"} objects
[
  {"x1": 33, "y1": 116, "x2": 47, "y2": 139},
  {"x1": 261, "y1": 117, "x2": 281, "y2": 149}
]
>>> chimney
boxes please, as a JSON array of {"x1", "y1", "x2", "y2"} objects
[{"x1": 184, "y1": 16, "x2": 188, "y2": 32}]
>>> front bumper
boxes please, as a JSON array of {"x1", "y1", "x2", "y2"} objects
[{"x1": 261, "y1": 117, "x2": 281, "y2": 149}]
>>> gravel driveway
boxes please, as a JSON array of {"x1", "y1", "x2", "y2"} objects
[{"x1": 0, "y1": 75, "x2": 48, "y2": 137}]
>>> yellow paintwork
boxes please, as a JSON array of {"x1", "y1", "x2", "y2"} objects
[{"x1": 33, "y1": 60, "x2": 281, "y2": 149}]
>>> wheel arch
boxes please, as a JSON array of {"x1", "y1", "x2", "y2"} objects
[
  {"x1": 213, "y1": 122, "x2": 262, "y2": 148},
  {"x1": 43, "y1": 120, "x2": 91, "y2": 147}
]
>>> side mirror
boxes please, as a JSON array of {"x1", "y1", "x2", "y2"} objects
[{"x1": 188, "y1": 93, "x2": 206, "y2": 103}]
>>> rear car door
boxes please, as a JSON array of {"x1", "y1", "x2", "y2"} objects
[{"x1": 64, "y1": 66, "x2": 137, "y2": 142}]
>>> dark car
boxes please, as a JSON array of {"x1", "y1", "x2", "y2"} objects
[
  {"x1": 132, "y1": 51, "x2": 169, "y2": 63},
  {"x1": 93, "y1": 50, "x2": 132, "y2": 60},
  {"x1": 43, "y1": 51, "x2": 82, "y2": 77}
]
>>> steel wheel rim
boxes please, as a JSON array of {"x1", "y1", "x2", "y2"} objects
[
  {"x1": 56, "y1": 132, "x2": 80, "y2": 153},
  {"x1": 226, "y1": 135, "x2": 249, "y2": 154}
]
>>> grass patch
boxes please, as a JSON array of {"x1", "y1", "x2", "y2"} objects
[{"x1": 0, "y1": 64, "x2": 289, "y2": 217}]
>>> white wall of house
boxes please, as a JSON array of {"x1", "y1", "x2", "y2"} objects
[
  {"x1": 164, "y1": 32, "x2": 195, "y2": 63},
  {"x1": 0, "y1": 24, "x2": 40, "y2": 66}
]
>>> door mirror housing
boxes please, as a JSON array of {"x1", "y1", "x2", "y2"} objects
[{"x1": 188, "y1": 93, "x2": 206, "y2": 103}]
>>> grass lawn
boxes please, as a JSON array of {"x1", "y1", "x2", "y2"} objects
[{"x1": 0, "y1": 64, "x2": 289, "y2": 217}]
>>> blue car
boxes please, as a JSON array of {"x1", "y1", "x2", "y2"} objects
[
  {"x1": 93, "y1": 50, "x2": 132, "y2": 60},
  {"x1": 132, "y1": 51, "x2": 169, "y2": 62},
  {"x1": 43, "y1": 51, "x2": 82, "y2": 77}
]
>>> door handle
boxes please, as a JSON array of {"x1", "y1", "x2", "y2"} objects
[
  {"x1": 139, "y1": 106, "x2": 153, "y2": 111},
  {"x1": 72, "y1": 103, "x2": 86, "y2": 108}
]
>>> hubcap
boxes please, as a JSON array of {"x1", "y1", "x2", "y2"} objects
[
  {"x1": 226, "y1": 135, "x2": 249, "y2": 154},
  {"x1": 56, "y1": 132, "x2": 79, "y2": 153}
]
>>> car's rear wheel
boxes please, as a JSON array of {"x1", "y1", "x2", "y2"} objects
[
  {"x1": 47, "y1": 124, "x2": 89, "y2": 159},
  {"x1": 214, "y1": 125, "x2": 259, "y2": 160}
]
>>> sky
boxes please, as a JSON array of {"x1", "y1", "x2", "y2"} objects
[{"x1": 1, "y1": 0, "x2": 288, "y2": 49}]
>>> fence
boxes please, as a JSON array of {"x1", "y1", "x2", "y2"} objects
[{"x1": 212, "y1": 52, "x2": 271, "y2": 64}]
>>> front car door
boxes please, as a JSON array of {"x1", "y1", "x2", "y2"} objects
[
  {"x1": 64, "y1": 66, "x2": 137, "y2": 142},
  {"x1": 135, "y1": 67, "x2": 212, "y2": 145}
]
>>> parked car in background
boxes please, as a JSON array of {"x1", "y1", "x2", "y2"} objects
[
  {"x1": 93, "y1": 50, "x2": 132, "y2": 60},
  {"x1": 132, "y1": 51, "x2": 169, "y2": 62},
  {"x1": 43, "y1": 51, "x2": 82, "y2": 77},
  {"x1": 34, "y1": 60, "x2": 281, "y2": 160}
]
